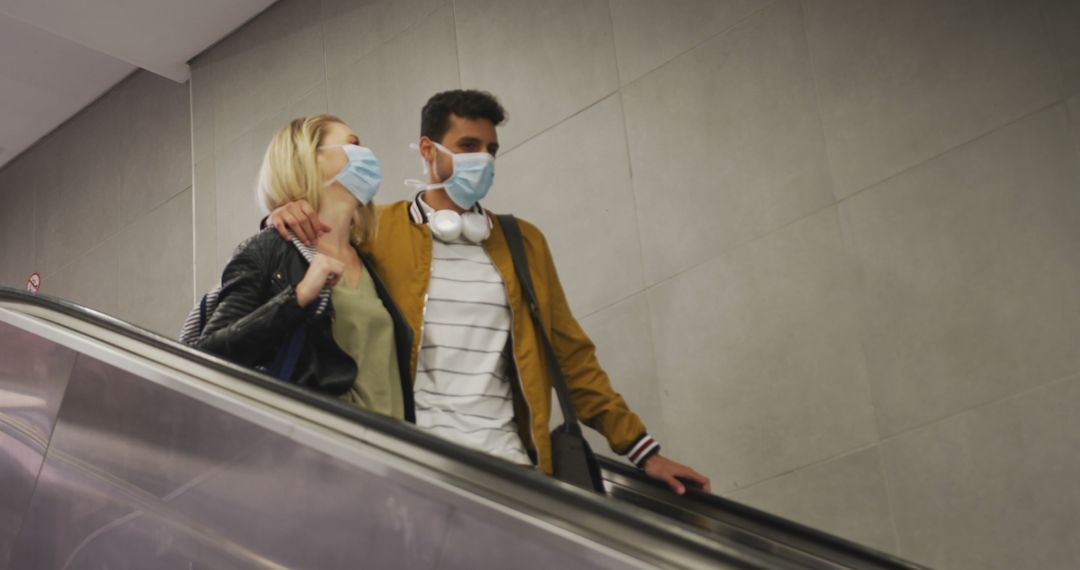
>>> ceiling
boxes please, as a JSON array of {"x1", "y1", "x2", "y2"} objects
[{"x1": 0, "y1": 0, "x2": 278, "y2": 169}]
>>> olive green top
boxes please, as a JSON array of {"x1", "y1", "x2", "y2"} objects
[{"x1": 331, "y1": 269, "x2": 404, "y2": 420}]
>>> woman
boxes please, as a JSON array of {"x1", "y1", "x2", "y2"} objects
[{"x1": 196, "y1": 115, "x2": 413, "y2": 422}]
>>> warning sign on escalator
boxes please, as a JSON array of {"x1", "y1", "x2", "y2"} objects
[{"x1": 26, "y1": 272, "x2": 40, "y2": 294}]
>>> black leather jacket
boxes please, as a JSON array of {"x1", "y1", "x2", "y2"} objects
[{"x1": 196, "y1": 229, "x2": 415, "y2": 422}]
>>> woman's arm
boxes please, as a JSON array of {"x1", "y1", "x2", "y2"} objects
[{"x1": 195, "y1": 237, "x2": 310, "y2": 366}]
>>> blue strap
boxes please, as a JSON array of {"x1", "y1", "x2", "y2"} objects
[
  {"x1": 265, "y1": 308, "x2": 309, "y2": 382},
  {"x1": 273, "y1": 326, "x2": 307, "y2": 381}
]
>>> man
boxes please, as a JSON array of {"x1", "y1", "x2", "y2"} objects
[{"x1": 270, "y1": 90, "x2": 710, "y2": 494}]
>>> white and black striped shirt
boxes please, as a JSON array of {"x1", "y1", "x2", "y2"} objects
[{"x1": 414, "y1": 204, "x2": 531, "y2": 465}]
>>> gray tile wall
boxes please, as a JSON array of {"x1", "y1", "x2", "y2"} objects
[
  {"x1": 2, "y1": 0, "x2": 1058, "y2": 567},
  {"x1": 0, "y1": 70, "x2": 193, "y2": 338}
]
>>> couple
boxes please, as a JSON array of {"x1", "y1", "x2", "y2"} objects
[{"x1": 195, "y1": 89, "x2": 709, "y2": 495}]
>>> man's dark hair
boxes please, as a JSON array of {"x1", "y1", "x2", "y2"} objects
[{"x1": 421, "y1": 90, "x2": 506, "y2": 142}]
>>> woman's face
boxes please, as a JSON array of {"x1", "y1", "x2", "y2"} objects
[{"x1": 317, "y1": 121, "x2": 360, "y2": 183}]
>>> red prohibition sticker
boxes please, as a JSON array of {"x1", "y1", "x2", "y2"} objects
[{"x1": 26, "y1": 272, "x2": 41, "y2": 294}]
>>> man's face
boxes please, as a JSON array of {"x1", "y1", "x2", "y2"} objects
[{"x1": 421, "y1": 114, "x2": 499, "y2": 183}]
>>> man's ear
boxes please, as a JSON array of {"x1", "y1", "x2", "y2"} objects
[{"x1": 418, "y1": 136, "x2": 435, "y2": 164}]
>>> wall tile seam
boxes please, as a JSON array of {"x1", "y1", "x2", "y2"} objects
[
  {"x1": 193, "y1": 60, "x2": 219, "y2": 166},
  {"x1": 825, "y1": 100, "x2": 1067, "y2": 206},
  {"x1": 1066, "y1": 95, "x2": 1080, "y2": 125},
  {"x1": 603, "y1": 0, "x2": 654, "y2": 301},
  {"x1": 721, "y1": 441, "x2": 881, "y2": 497},
  {"x1": 829, "y1": 95, "x2": 1075, "y2": 451},
  {"x1": 578, "y1": 285, "x2": 651, "y2": 322},
  {"x1": 872, "y1": 370, "x2": 1080, "y2": 559},
  {"x1": 638, "y1": 197, "x2": 839, "y2": 294},
  {"x1": 208, "y1": 83, "x2": 327, "y2": 153},
  {"x1": 633, "y1": 211, "x2": 884, "y2": 495},
  {"x1": 41, "y1": 186, "x2": 193, "y2": 283},
  {"x1": 189, "y1": 80, "x2": 200, "y2": 306},
  {"x1": 320, "y1": 0, "x2": 330, "y2": 111},
  {"x1": 874, "y1": 369, "x2": 1080, "y2": 449},
  {"x1": 322, "y1": 0, "x2": 451, "y2": 84},
  {"x1": 874, "y1": 437, "x2": 906, "y2": 558},
  {"x1": 825, "y1": 99, "x2": 1071, "y2": 212},
  {"x1": 613, "y1": 0, "x2": 783, "y2": 89},
  {"x1": 605, "y1": 0, "x2": 624, "y2": 88},
  {"x1": 49, "y1": 239, "x2": 120, "y2": 308},
  {"x1": 479, "y1": 0, "x2": 786, "y2": 159},
  {"x1": 201, "y1": 6, "x2": 327, "y2": 148},
  {"x1": 837, "y1": 261, "x2": 886, "y2": 465},
  {"x1": 1037, "y1": 0, "x2": 1071, "y2": 103},
  {"x1": 806, "y1": 0, "x2": 1066, "y2": 200},
  {"x1": 578, "y1": 292, "x2": 665, "y2": 416},
  {"x1": 618, "y1": 93, "x2": 650, "y2": 303},
  {"x1": 497, "y1": 90, "x2": 621, "y2": 159},
  {"x1": 795, "y1": 0, "x2": 842, "y2": 205},
  {"x1": 450, "y1": 0, "x2": 464, "y2": 89},
  {"x1": 138, "y1": 180, "x2": 194, "y2": 223},
  {"x1": 830, "y1": 187, "x2": 886, "y2": 484},
  {"x1": 637, "y1": 211, "x2": 1080, "y2": 487},
  {"x1": 635, "y1": 227, "x2": 1080, "y2": 491},
  {"x1": 630, "y1": 150, "x2": 1077, "y2": 496}
]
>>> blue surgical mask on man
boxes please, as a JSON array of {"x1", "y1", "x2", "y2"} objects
[
  {"x1": 406, "y1": 141, "x2": 495, "y2": 210},
  {"x1": 321, "y1": 144, "x2": 381, "y2": 205}
]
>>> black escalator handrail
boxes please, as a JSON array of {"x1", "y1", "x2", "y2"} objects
[
  {"x1": 0, "y1": 288, "x2": 786, "y2": 569},
  {"x1": 598, "y1": 457, "x2": 928, "y2": 570}
]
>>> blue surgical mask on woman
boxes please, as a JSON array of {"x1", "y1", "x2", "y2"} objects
[
  {"x1": 320, "y1": 144, "x2": 381, "y2": 205},
  {"x1": 406, "y1": 141, "x2": 495, "y2": 210}
]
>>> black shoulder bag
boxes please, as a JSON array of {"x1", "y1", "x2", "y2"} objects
[{"x1": 498, "y1": 215, "x2": 604, "y2": 493}]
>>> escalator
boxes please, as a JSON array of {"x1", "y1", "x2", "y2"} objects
[
  {"x1": 598, "y1": 460, "x2": 920, "y2": 569},
  {"x1": 0, "y1": 288, "x2": 925, "y2": 569}
]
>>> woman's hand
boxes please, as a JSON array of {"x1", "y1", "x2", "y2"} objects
[
  {"x1": 269, "y1": 199, "x2": 331, "y2": 246},
  {"x1": 295, "y1": 254, "x2": 345, "y2": 307}
]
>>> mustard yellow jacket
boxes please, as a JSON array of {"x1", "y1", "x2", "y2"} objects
[{"x1": 362, "y1": 199, "x2": 658, "y2": 474}]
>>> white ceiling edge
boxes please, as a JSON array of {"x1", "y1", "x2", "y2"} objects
[
  {"x1": 0, "y1": 0, "x2": 278, "y2": 171},
  {"x1": 0, "y1": 0, "x2": 277, "y2": 82},
  {"x1": 0, "y1": 13, "x2": 136, "y2": 169}
]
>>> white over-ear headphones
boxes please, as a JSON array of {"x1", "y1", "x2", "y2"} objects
[{"x1": 429, "y1": 209, "x2": 491, "y2": 243}]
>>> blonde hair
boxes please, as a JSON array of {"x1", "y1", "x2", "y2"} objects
[{"x1": 257, "y1": 114, "x2": 377, "y2": 245}]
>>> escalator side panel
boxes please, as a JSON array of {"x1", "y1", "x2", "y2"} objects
[
  {"x1": 438, "y1": 509, "x2": 614, "y2": 570},
  {"x1": 9, "y1": 351, "x2": 454, "y2": 569},
  {"x1": 5, "y1": 336, "x2": 647, "y2": 569},
  {"x1": 0, "y1": 321, "x2": 78, "y2": 569}
]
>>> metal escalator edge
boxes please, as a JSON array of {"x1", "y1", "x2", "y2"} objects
[{"x1": 599, "y1": 457, "x2": 927, "y2": 570}]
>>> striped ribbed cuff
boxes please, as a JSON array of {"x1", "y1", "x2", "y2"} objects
[{"x1": 626, "y1": 433, "x2": 661, "y2": 469}]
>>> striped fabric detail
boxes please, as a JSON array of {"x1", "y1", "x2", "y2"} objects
[
  {"x1": 179, "y1": 287, "x2": 219, "y2": 345},
  {"x1": 627, "y1": 434, "x2": 661, "y2": 468},
  {"x1": 413, "y1": 198, "x2": 530, "y2": 466},
  {"x1": 178, "y1": 229, "x2": 329, "y2": 344},
  {"x1": 286, "y1": 232, "x2": 331, "y2": 315}
]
